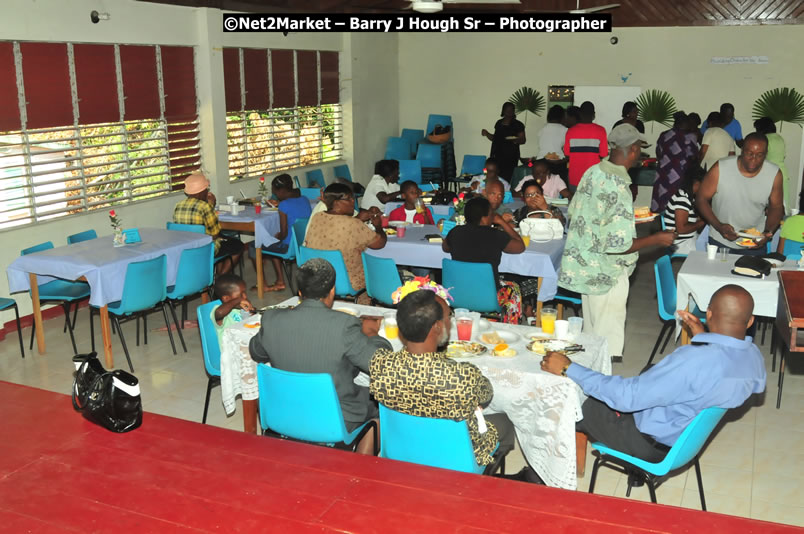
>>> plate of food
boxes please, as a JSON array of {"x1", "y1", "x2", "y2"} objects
[
  {"x1": 480, "y1": 330, "x2": 520, "y2": 345},
  {"x1": 384, "y1": 228, "x2": 397, "y2": 235},
  {"x1": 634, "y1": 207, "x2": 658, "y2": 222},
  {"x1": 446, "y1": 341, "x2": 488, "y2": 358},
  {"x1": 243, "y1": 322, "x2": 261, "y2": 329},
  {"x1": 736, "y1": 237, "x2": 759, "y2": 248},
  {"x1": 737, "y1": 228, "x2": 763, "y2": 239},
  {"x1": 491, "y1": 343, "x2": 516, "y2": 358},
  {"x1": 526, "y1": 338, "x2": 583, "y2": 355}
]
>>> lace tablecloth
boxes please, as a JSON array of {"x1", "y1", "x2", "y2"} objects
[{"x1": 218, "y1": 297, "x2": 610, "y2": 490}]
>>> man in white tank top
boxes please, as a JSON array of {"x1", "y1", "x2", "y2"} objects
[{"x1": 696, "y1": 132, "x2": 784, "y2": 255}]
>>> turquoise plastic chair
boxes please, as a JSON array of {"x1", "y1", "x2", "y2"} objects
[
  {"x1": 460, "y1": 155, "x2": 486, "y2": 176},
  {"x1": 503, "y1": 191, "x2": 513, "y2": 204},
  {"x1": 292, "y1": 217, "x2": 309, "y2": 256},
  {"x1": 416, "y1": 144, "x2": 442, "y2": 169},
  {"x1": 386, "y1": 136, "x2": 412, "y2": 160},
  {"x1": 197, "y1": 299, "x2": 222, "y2": 424},
  {"x1": 306, "y1": 169, "x2": 325, "y2": 188},
  {"x1": 257, "y1": 364, "x2": 378, "y2": 454},
  {"x1": 554, "y1": 290, "x2": 582, "y2": 319},
  {"x1": 781, "y1": 238, "x2": 803, "y2": 260},
  {"x1": 400, "y1": 128, "x2": 424, "y2": 153},
  {"x1": 293, "y1": 175, "x2": 301, "y2": 189},
  {"x1": 21, "y1": 241, "x2": 91, "y2": 355},
  {"x1": 400, "y1": 160, "x2": 437, "y2": 192},
  {"x1": 588, "y1": 406, "x2": 727, "y2": 511},
  {"x1": 432, "y1": 207, "x2": 455, "y2": 228},
  {"x1": 648, "y1": 255, "x2": 706, "y2": 368},
  {"x1": 166, "y1": 222, "x2": 205, "y2": 234},
  {"x1": 425, "y1": 114, "x2": 452, "y2": 137},
  {"x1": 67, "y1": 229, "x2": 98, "y2": 244},
  {"x1": 442, "y1": 259, "x2": 501, "y2": 314},
  {"x1": 362, "y1": 253, "x2": 402, "y2": 307},
  {"x1": 299, "y1": 187, "x2": 321, "y2": 201},
  {"x1": 96, "y1": 255, "x2": 181, "y2": 372},
  {"x1": 167, "y1": 242, "x2": 214, "y2": 329},
  {"x1": 297, "y1": 246, "x2": 364, "y2": 301},
  {"x1": 378, "y1": 404, "x2": 507, "y2": 475},
  {"x1": 257, "y1": 226, "x2": 299, "y2": 294},
  {"x1": 333, "y1": 164, "x2": 352, "y2": 182},
  {"x1": 0, "y1": 298, "x2": 24, "y2": 358}
]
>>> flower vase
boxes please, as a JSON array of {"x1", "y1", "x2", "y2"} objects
[
  {"x1": 454, "y1": 214, "x2": 466, "y2": 226},
  {"x1": 113, "y1": 227, "x2": 125, "y2": 247}
]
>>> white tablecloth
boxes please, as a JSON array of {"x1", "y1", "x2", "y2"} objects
[
  {"x1": 218, "y1": 296, "x2": 609, "y2": 490},
  {"x1": 676, "y1": 251, "x2": 797, "y2": 318},
  {"x1": 6, "y1": 229, "x2": 212, "y2": 307},
  {"x1": 365, "y1": 225, "x2": 565, "y2": 301}
]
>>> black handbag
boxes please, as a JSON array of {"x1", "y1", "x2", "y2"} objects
[
  {"x1": 72, "y1": 352, "x2": 143, "y2": 433},
  {"x1": 732, "y1": 256, "x2": 772, "y2": 278}
]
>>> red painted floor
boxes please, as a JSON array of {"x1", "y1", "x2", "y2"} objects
[{"x1": 0, "y1": 381, "x2": 800, "y2": 533}]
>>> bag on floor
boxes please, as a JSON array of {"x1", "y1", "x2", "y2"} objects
[{"x1": 72, "y1": 352, "x2": 143, "y2": 433}]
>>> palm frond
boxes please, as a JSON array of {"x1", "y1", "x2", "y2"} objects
[
  {"x1": 509, "y1": 87, "x2": 546, "y2": 118},
  {"x1": 752, "y1": 87, "x2": 804, "y2": 131},
  {"x1": 635, "y1": 90, "x2": 678, "y2": 131}
]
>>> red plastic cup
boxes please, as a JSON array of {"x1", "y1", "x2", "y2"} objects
[
  {"x1": 381, "y1": 216, "x2": 389, "y2": 228},
  {"x1": 254, "y1": 204, "x2": 262, "y2": 214},
  {"x1": 396, "y1": 226, "x2": 407, "y2": 238}
]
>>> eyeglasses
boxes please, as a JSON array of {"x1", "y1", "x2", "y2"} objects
[{"x1": 524, "y1": 192, "x2": 542, "y2": 198}]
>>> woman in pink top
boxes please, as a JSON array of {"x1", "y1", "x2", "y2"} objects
[{"x1": 514, "y1": 159, "x2": 572, "y2": 200}]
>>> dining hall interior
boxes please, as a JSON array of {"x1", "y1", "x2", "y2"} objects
[{"x1": 2, "y1": 0, "x2": 804, "y2": 531}]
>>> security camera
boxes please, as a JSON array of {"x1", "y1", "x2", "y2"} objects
[{"x1": 610, "y1": 36, "x2": 619, "y2": 45}]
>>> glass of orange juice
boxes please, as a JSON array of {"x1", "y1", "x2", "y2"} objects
[
  {"x1": 541, "y1": 307, "x2": 557, "y2": 335},
  {"x1": 383, "y1": 313, "x2": 399, "y2": 339}
]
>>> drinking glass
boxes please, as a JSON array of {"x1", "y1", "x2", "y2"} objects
[
  {"x1": 541, "y1": 307, "x2": 557, "y2": 335},
  {"x1": 454, "y1": 308, "x2": 472, "y2": 341},
  {"x1": 383, "y1": 314, "x2": 398, "y2": 339},
  {"x1": 719, "y1": 247, "x2": 729, "y2": 262},
  {"x1": 567, "y1": 317, "x2": 583, "y2": 340}
]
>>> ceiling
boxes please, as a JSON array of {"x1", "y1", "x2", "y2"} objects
[{"x1": 137, "y1": 0, "x2": 804, "y2": 26}]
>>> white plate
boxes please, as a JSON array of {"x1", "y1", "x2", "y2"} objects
[
  {"x1": 388, "y1": 221, "x2": 408, "y2": 227},
  {"x1": 478, "y1": 318, "x2": 491, "y2": 332},
  {"x1": 737, "y1": 231, "x2": 762, "y2": 239},
  {"x1": 635, "y1": 214, "x2": 658, "y2": 223},
  {"x1": 334, "y1": 306, "x2": 359, "y2": 316}
]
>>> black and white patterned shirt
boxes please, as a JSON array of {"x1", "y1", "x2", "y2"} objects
[{"x1": 662, "y1": 189, "x2": 698, "y2": 241}]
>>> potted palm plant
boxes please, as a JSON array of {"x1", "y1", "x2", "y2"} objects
[
  {"x1": 509, "y1": 87, "x2": 545, "y2": 125},
  {"x1": 752, "y1": 88, "x2": 804, "y2": 131},
  {"x1": 635, "y1": 90, "x2": 678, "y2": 132}
]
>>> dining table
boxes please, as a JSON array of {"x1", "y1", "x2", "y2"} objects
[
  {"x1": 217, "y1": 200, "x2": 316, "y2": 298},
  {"x1": 218, "y1": 296, "x2": 610, "y2": 490},
  {"x1": 365, "y1": 224, "x2": 565, "y2": 306},
  {"x1": 675, "y1": 251, "x2": 799, "y2": 344},
  {"x1": 6, "y1": 228, "x2": 211, "y2": 368},
  {"x1": 384, "y1": 199, "x2": 527, "y2": 217}
]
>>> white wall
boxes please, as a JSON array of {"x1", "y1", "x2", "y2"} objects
[{"x1": 398, "y1": 26, "x2": 804, "y2": 207}]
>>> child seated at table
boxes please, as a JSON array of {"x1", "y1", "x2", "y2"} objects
[
  {"x1": 211, "y1": 274, "x2": 255, "y2": 341},
  {"x1": 388, "y1": 181, "x2": 435, "y2": 225}
]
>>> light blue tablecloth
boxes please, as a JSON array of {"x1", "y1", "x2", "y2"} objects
[
  {"x1": 384, "y1": 200, "x2": 526, "y2": 217},
  {"x1": 218, "y1": 207, "x2": 281, "y2": 248},
  {"x1": 365, "y1": 225, "x2": 565, "y2": 301},
  {"x1": 7, "y1": 229, "x2": 212, "y2": 307}
]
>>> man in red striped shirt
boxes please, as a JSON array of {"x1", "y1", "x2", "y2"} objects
[{"x1": 564, "y1": 101, "x2": 608, "y2": 190}]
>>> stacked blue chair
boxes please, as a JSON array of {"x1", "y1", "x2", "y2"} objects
[
  {"x1": 648, "y1": 255, "x2": 706, "y2": 368},
  {"x1": 333, "y1": 164, "x2": 352, "y2": 183},
  {"x1": 460, "y1": 155, "x2": 486, "y2": 176},
  {"x1": 400, "y1": 129, "x2": 424, "y2": 154},
  {"x1": 91, "y1": 255, "x2": 182, "y2": 372},
  {"x1": 21, "y1": 241, "x2": 91, "y2": 355},
  {"x1": 0, "y1": 298, "x2": 25, "y2": 358},
  {"x1": 399, "y1": 160, "x2": 437, "y2": 192},
  {"x1": 425, "y1": 114, "x2": 452, "y2": 138},
  {"x1": 362, "y1": 253, "x2": 402, "y2": 307},
  {"x1": 442, "y1": 259, "x2": 501, "y2": 314},
  {"x1": 67, "y1": 229, "x2": 98, "y2": 244},
  {"x1": 306, "y1": 169, "x2": 325, "y2": 188},
  {"x1": 257, "y1": 364, "x2": 378, "y2": 454},
  {"x1": 588, "y1": 406, "x2": 727, "y2": 511},
  {"x1": 385, "y1": 137, "x2": 412, "y2": 161},
  {"x1": 378, "y1": 404, "x2": 508, "y2": 475},
  {"x1": 297, "y1": 246, "x2": 364, "y2": 302},
  {"x1": 166, "y1": 242, "x2": 214, "y2": 330},
  {"x1": 417, "y1": 144, "x2": 443, "y2": 184},
  {"x1": 197, "y1": 300, "x2": 222, "y2": 424}
]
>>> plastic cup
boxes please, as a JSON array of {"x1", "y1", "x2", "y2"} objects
[
  {"x1": 254, "y1": 204, "x2": 262, "y2": 214},
  {"x1": 706, "y1": 244, "x2": 717, "y2": 260},
  {"x1": 541, "y1": 307, "x2": 557, "y2": 335},
  {"x1": 554, "y1": 319, "x2": 569, "y2": 339},
  {"x1": 383, "y1": 314, "x2": 398, "y2": 339},
  {"x1": 226, "y1": 195, "x2": 234, "y2": 205},
  {"x1": 396, "y1": 226, "x2": 407, "y2": 238},
  {"x1": 454, "y1": 308, "x2": 472, "y2": 341},
  {"x1": 567, "y1": 317, "x2": 583, "y2": 340},
  {"x1": 522, "y1": 235, "x2": 531, "y2": 247}
]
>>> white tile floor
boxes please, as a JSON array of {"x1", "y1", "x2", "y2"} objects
[{"x1": 1, "y1": 250, "x2": 803, "y2": 528}]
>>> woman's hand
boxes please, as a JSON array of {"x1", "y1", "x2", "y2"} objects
[{"x1": 481, "y1": 129, "x2": 490, "y2": 137}]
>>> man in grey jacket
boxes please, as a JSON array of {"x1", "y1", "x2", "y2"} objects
[{"x1": 249, "y1": 258, "x2": 391, "y2": 454}]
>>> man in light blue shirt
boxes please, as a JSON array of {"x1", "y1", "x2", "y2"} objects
[
  {"x1": 700, "y1": 103, "x2": 744, "y2": 148},
  {"x1": 541, "y1": 284, "x2": 766, "y2": 461}
]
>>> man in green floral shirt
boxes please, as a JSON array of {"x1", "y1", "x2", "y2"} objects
[{"x1": 559, "y1": 124, "x2": 675, "y2": 362}]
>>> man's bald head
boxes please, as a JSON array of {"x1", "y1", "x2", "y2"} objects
[
  {"x1": 485, "y1": 179, "x2": 504, "y2": 195},
  {"x1": 708, "y1": 285, "x2": 754, "y2": 336}
]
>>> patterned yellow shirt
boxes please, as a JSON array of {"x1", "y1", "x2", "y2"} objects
[
  {"x1": 173, "y1": 197, "x2": 222, "y2": 253},
  {"x1": 369, "y1": 348, "x2": 499, "y2": 465}
]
